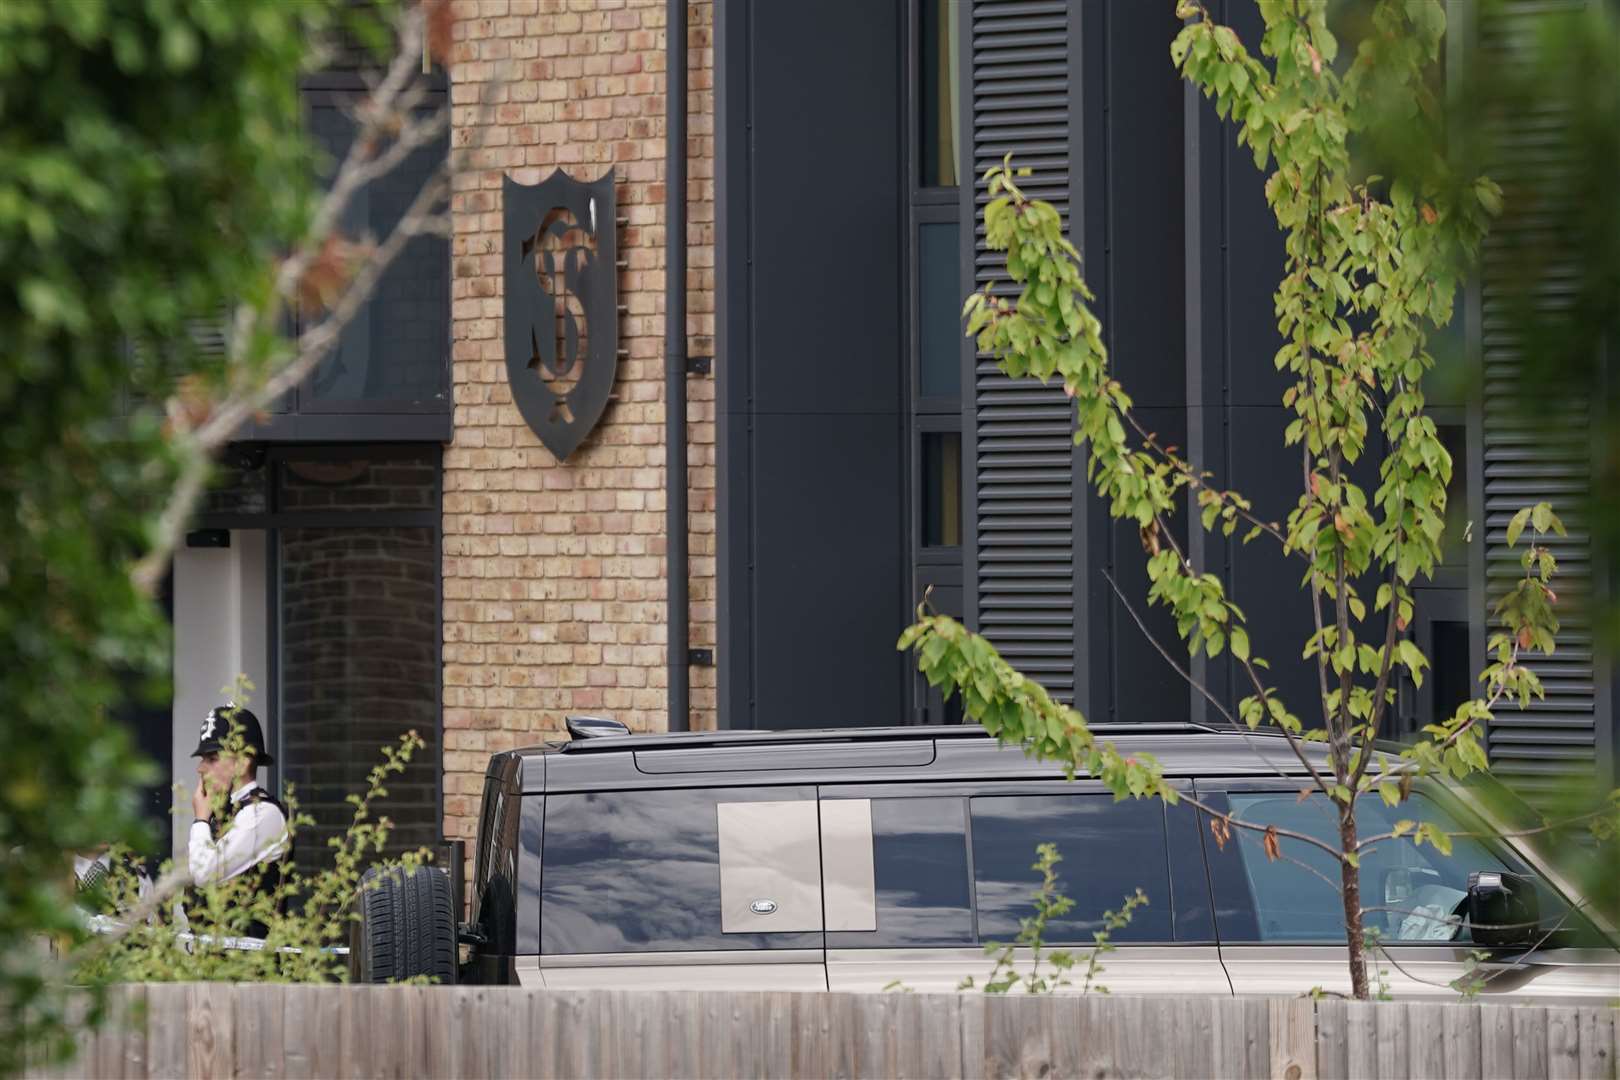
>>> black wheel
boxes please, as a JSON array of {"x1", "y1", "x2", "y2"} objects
[{"x1": 354, "y1": 864, "x2": 457, "y2": 984}]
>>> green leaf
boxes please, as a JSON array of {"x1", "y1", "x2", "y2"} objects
[
  {"x1": 1231, "y1": 627, "x2": 1250, "y2": 662},
  {"x1": 1506, "y1": 507, "x2": 1531, "y2": 548}
]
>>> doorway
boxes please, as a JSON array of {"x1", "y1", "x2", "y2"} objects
[{"x1": 162, "y1": 445, "x2": 442, "y2": 868}]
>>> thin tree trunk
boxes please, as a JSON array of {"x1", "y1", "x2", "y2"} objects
[{"x1": 1338, "y1": 801, "x2": 1369, "y2": 999}]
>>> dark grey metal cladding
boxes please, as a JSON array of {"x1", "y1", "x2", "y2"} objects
[
  {"x1": 965, "y1": 0, "x2": 1079, "y2": 704},
  {"x1": 502, "y1": 170, "x2": 618, "y2": 461},
  {"x1": 1476, "y1": 1, "x2": 1608, "y2": 797},
  {"x1": 714, "y1": 0, "x2": 906, "y2": 729}
]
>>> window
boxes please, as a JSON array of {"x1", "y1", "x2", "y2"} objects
[
  {"x1": 970, "y1": 795, "x2": 1176, "y2": 943},
  {"x1": 921, "y1": 431, "x2": 963, "y2": 548},
  {"x1": 1203, "y1": 792, "x2": 1515, "y2": 943},
  {"x1": 908, "y1": 0, "x2": 965, "y2": 723},
  {"x1": 917, "y1": 222, "x2": 962, "y2": 399},
  {"x1": 540, "y1": 787, "x2": 823, "y2": 955},
  {"x1": 918, "y1": 0, "x2": 960, "y2": 188},
  {"x1": 828, "y1": 797, "x2": 974, "y2": 948},
  {"x1": 300, "y1": 87, "x2": 449, "y2": 411},
  {"x1": 470, "y1": 777, "x2": 519, "y2": 953}
]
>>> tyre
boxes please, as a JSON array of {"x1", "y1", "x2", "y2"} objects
[{"x1": 353, "y1": 864, "x2": 457, "y2": 984}]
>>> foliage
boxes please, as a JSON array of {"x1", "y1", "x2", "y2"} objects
[
  {"x1": 957, "y1": 843, "x2": 1147, "y2": 996},
  {"x1": 75, "y1": 725, "x2": 428, "y2": 985},
  {"x1": 901, "y1": 0, "x2": 1619, "y2": 1000},
  {"x1": 0, "y1": 0, "x2": 396, "y2": 1071},
  {"x1": 1359, "y1": 0, "x2": 1620, "y2": 650}
]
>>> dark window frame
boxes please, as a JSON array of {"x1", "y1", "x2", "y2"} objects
[
  {"x1": 538, "y1": 786, "x2": 825, "y2": 956},
  {"x1": 1189, "y1": 779, "x2": 1578, "y2": 947},
  {"x1": 824, "y1": 793, "x2": 977, "y2": 949},
  {"x1": 904, "y1": 0, "x2": 967, "y2": 724},
  {"x1": 967, "y1": 790, "x2": 1180, "y2": 946},
  {"x1": 288, "y1": 73, "x2": 451, "y2": 418},
  {"x1": 194, "y1": 442, "x2": 444, "y2": 855},
  {"x1": 837, "y1": 780, "x2": 1205, "y2": 945}
]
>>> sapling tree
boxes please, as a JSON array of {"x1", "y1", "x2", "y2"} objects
[{"x1": 899, "y1": 0, "x2": 1617, "y2": 999}]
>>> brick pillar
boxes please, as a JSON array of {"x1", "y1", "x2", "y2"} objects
[{"x1": 442, "y1": 0, "x2": 716, "y2": 844}]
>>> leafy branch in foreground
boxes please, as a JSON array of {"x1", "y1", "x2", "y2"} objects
[
  {"x1": 902, "y1": 0, "x2": 1616, "y2": 1001},
  {"x1": 75, "y1": 727, "x2": 429, "y2": 985}
]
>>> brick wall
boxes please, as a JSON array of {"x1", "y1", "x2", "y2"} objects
[{"x1": 442, "y1": 0, "x2": 716, "y2": 843}]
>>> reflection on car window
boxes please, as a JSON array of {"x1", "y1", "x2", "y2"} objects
[
  {"x1": 970, "y1": 795, "x2": 1175, "y2": 943},
  {"x1": 541, "y1": 787, "x2": 823, "y2": 955},
  {"x1": 828, "y1": 797, "x2": 973, "y2": 948},
  {"x1": 1208, "y1": 793, "x2": 1512, "y2": 943}
]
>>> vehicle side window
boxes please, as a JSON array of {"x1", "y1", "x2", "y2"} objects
[
  {"x1": 1204, "y1": 792, "x2": 1512, "y2": 943},
  {"x1": 970, "y1": 795, "x2": 1175, "y2": 943},
  {"x1": 470, "y1": 775, "x2": 509, "y2": 939},
  {"x1": 827, "y1": 797, "x2": 973, "y2": 948},
  {"x1": 540, "y1": 787, "x2": 823, "y2": 955}
]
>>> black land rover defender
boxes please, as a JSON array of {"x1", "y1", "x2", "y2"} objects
[{"x1": 352, "y1": 717, "x2": 1618, "y2": 998}]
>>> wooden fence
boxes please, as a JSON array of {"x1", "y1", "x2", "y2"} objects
[{"x1": 24, "y1": 984, "x2": 1618, "y2": 1079}]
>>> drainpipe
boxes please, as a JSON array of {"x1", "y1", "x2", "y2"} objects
[{"x1": 665, "y1": 0, "x2": 690, "y2": 731}]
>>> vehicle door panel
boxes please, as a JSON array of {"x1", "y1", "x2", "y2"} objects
[
  {"x1": 537, "y1": 785, "x2": 825, "y2": 991},
  {"x1": 1195, "y1": 781, "x2": 1619, "y2": 1000},
  {"x1": 819, "y1": 781, "x2": 1228, "y2": 995}
]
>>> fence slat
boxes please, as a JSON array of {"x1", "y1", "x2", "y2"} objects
[
  {"x1": 1343, "y1": 1001, "x2": 1378, "y2": 1080},
  {"x1": 520, "y1": 986, "x2": 553, "y2": 1080},
  {"x1": 886, "y1": 991, "x2": 922, "y2": 1080},
  {"x1": 184, "y1": 982, "x2": 231, "y2": 1080},
  {"x1": 418, "y1": 980, "x2": 455, "y2": 1079},
  {"x1": 279, "y1": 985, "x2": 311, "y2": 1080},
  {"x1": 1516, "y1": 1006, "x2": 1551, "y2": 1079},
  {"x1": 1269, "y1": 996, "x2": 1315, "y2": 1080},
  {"x1": 1044, "y1": 996, "x2": 1082, "y2": 1080},
  {"x1": 1170, "y1": 997, "x2": 1216, "y2": 1080},
  {"x1": 1405, "y1": 1002, "x2": 1447, "y2": 1080},
  {"x1": 1376, "y1": 1000, "x2": 1410, "y2": 1080},
  {"x1": 119, "y1": 984, "x2": 150, "y2": 1080},
  {"x1": 233, "y1": 982, "x2": 283, "y2": 1080},
  {"x1": 1314, "y1": 999, "x2": 1349, "y2": 1080},
  {"x1": 1577, "y1": 1006, "x2": 1616, "y2": 1080},
  {"x1": 1480, "y1": 1003, "x2": 1517, "y2": 1079},
  {"x1": 1547, "y1": 1002, "x2": 1582, "y2": 1080},
  {"x1": 956, "y1": 991, "x2": 986, "y2": 1080},
  {"x1": 1442, "y1": 1000, "x2": 1482, "y2": 1078}
]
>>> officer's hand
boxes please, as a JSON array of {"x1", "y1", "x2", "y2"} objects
[{"x1": 190, "y1": 782, "x2": 211, "y2": 821}]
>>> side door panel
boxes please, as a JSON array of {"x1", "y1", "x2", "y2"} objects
[
  {"x1": 820, "y1": 781, "x2": 1229, "y2": 995},
  {"x1": 820, "y1": 789, "x2": 978, "y2": 992},
  {"x1": 537, "y1": 786, "x2": 825, "y2": 991},
  {"x1": 1194, "y1": 781, "x2": 1617, "y2": 999}
]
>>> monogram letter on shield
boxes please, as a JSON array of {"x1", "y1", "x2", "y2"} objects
[{"x1": 504, "y1": 170, "x2": 619, "y2": 461}]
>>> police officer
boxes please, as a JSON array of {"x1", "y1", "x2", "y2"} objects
[{"x1": 186, "y1": 704, "x2": 291, "y2": 934}]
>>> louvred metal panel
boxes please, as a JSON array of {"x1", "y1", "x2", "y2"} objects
[
  {"x1": 969, "y1": 0, "x2": 1076, "y2": 701},
  {"x1": 1478, "y1": 0, "x2": 1601, "y2": 798}
]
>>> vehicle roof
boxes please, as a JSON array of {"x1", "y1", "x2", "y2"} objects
[{"x1": 500, "y1": 723, "x2": 1335, "y2": 795}]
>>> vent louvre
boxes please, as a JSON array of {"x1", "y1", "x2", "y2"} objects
[
  {"x1": 968, "y1": 0, "x2": 1075, "y2": 701},
  {"x1": 1478, "y1": 0, "x2": 1600, "y2": 797}
]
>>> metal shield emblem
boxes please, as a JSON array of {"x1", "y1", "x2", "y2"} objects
[{"x1": 503, "y1": 170, "x2": 619, "y2": 461}]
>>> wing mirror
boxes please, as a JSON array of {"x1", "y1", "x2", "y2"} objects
[{"x1": 1467, "y1": 870, "x2": 1540, "y2": 949}]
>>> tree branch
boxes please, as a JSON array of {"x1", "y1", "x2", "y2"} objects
[{"x1": 129, "y1": 3, "x2": 500, "y2": 595}]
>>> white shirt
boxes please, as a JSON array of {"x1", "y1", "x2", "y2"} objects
[{"x1": 187, "y1": 782, "x2": 290, "y2": 886}]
